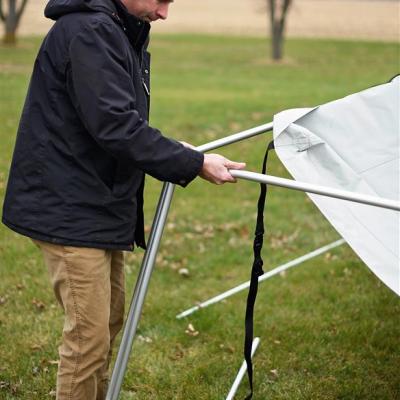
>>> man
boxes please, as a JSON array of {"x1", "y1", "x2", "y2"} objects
[{"x1": 2, "y1": 0, "x2": 245, "y2": 398}]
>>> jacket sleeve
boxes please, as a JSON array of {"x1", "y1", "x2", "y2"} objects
[{"x1": 65, "y1": 19, "x2": 203, "y2": 187}]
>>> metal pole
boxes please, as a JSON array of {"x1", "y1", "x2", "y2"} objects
[
  {"x1": 176, "y1": 239, "x2": 345, "y2": 319},
  {"x1": 230, "y1": 170, "x2": 400, "y2": 212},
  {"x1": 107, "y1": 182, "x2": 175, "y2": 399},
  {"x1": 226, "y1": 337, "x2": 261, "y2": 400},
  {"x1": 106, "y1": 123, "x2": 273, "y2": 399},
  {"x1": 195, "y1": 122, "x2": 273, "y2": 153}
]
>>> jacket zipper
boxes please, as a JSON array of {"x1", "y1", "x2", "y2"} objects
[{"x1": 142, "y1": 79, "x2": 150, "y2": 96}]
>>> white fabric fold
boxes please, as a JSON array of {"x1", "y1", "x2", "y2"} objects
[{"x1": 273, "y1": 77, "x2": 400, "y2": 295}]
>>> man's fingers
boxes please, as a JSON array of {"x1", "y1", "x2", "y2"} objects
[
  {"x1": 223, "y1": 173, "x2": 237, "y2": 183},
  {"x1": 224, "y1": 160, "x2": 246, "y2": 170},
  {"x1": 199, "y1": 154, "x2": 245, "y2": 185}
]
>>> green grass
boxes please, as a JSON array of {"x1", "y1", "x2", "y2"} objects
[{"x1": 0, "y1": 34, "x2": 399, "y2": 399}]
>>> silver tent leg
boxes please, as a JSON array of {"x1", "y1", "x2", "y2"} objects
[
  {"x1": 106, "y1": 181, "x2": 175, "y2": 400},
  {"x1": 226, "y1": 337, "x2": 261, "y2": 400},
  {"x1": 106, "y1": 122, "x2": 273, "y2": 399}
]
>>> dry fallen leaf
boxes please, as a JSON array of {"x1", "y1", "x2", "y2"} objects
[
  {"x1": 178, "y1": 268, "x2": 190, "y2": 277},
  {"x1": 219, "y1": 343, "x2": 235, "y2": 353},
  {"x1": 324, "y1": 252, "x2": 338, "y2": 262},
  {"x1": 185, "y1": 323, "x2": 199, "y2": 337},
  {"x1": 169, "y1": 345, "x2": 185, "y2": 361},
  {"x1": 240, "y1": 226, "x2": 249, "y2": 238},
  {"x1": 270, "y1": 369, "x2": 279, "y2": 379},
  {"x1": 0, "y1": 381, "x2": 19, "y2": 394},
  {"x1": 270, "y1": 229, "x2": 299, "y2": 249},
  {"x1": 32, "y1": 299, "x2": 46, "y2": 311},
  {"x1": 137, "y1": 335, "x2": 153, "y2": 344},
  {"x1": 193, "y1": 224, "x2": 203, "y2": 233}
]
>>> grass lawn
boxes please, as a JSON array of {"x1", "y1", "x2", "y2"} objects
[{"x1": 0, "y1": 34, "x2": 399, "y2": 399}]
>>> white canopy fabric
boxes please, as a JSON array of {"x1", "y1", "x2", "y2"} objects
[{"x1": 273, "y1": 76, "x2": 400, "y2": 295}]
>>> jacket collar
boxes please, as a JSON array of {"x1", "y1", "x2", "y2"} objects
[{"x1": 110, "y1": 0, "x2": 150, "y2": 51}]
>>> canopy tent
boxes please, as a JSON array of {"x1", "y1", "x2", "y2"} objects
[
  {"x1": 106, "y1": 78, "x2": 399, "y2": 399},
  {"x1": 273, "y1": 76, "x2": 399, "y2": 295}
]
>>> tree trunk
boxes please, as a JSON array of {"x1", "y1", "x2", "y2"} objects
[
  {"x1": 268, "y1": 0, "x2": 292, "y2": 61},
  {"x1": 3, "y1": 30, "x2": 16, "y2": 44},
  {"x1": 272, "y1": 23, "x2": 283, "y2": 60},
  {"x1": 1, "y1": 0, "x2": 29, "y2": 45}
]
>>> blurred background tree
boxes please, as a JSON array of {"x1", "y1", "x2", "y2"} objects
[
  {"x1": 268, "y1": 0, "x2": 293, "y2": 60},
  {"x1": 1, "y1": 0, "x2": 29, "y2": 45}
]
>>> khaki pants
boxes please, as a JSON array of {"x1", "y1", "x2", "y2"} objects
[{"x1": 33, "y1": 240, "x2": 125, "y2": 400}]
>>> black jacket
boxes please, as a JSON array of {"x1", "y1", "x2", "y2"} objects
[{"x1": 2, "y1": 0, "x2": 204, "y2": 251}]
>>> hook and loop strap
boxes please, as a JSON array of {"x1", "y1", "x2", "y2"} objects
[{"x1": 244, "y1": 140, "x2": 275, "y2": 399}]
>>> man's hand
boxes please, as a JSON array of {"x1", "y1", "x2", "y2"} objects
[
  {"x1": 199, "y1": 154, "x2": 246, "y2": 185},
  {"x1": 180, "y1": 141, "x2": 245, "y2": 185}
]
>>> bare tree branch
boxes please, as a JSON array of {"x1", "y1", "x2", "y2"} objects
[
  {"x1": 279, "y1": 0, "x2": 292, "y2": 37},
  {"x1": 0, "y1": 0, "x2": 6, "y2": 22},
  {"x1": 16, "y1": 0, "x2": 28, "y2": 23},
  {"x1": 268, "y1": 0, "x2": 275, "y2": 29},
  {"x1": 280, "y1": 0, "x2": 292, "y2": 26}
]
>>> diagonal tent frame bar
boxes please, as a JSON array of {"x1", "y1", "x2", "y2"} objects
[
  {"x1": 106, "y1": 122, "x2": 274, "y2": 400},
  {"x1": 176, "y1": 238, "x2": 346, "y2": 319}
]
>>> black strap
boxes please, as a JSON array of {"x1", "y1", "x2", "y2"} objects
[{"x1": 244, "y1": 140, "x2": 275, "y2": 399}]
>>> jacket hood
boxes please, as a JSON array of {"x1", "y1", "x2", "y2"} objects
[
  {"x1": 45, "y1": 0, "x2": 117, "y2": 20},
  {"x1": 45, "y1": 0, "x2": 150, "y2": 51}
]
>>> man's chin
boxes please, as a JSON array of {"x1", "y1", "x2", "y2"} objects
[{"x1": 143, "y1": 15, "x2": 160, "y2": 23}]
